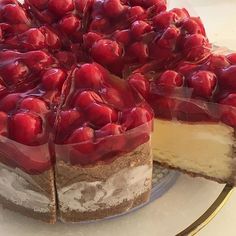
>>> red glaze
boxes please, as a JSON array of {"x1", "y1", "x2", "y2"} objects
[
  {"x1": 187, "y1": 71, "x2": 216, "y2": 99},
  {"x1": 9, "y1": 112, "x2": 43, "y2": 145}
]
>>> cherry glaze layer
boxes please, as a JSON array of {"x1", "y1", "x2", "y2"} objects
[{"x1": 0, "y1": 0, "x2": 223, "y2": 172}]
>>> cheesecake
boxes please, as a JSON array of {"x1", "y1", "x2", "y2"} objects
[
  {"x1": 0, "y1": 0, "x2": 235, "y2": 224},
  {"x1": 147, "y1": 54, "x2": 236, "y2": 185}
]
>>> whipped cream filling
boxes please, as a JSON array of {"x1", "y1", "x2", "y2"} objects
[
  {"x1": 0, "y1": 165, "x2": 51, "y2": 213},
  {"x1": 58, "y1": 165, "x2": 152, "y2": 212}
]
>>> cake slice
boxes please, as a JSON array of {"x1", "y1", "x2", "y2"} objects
[
  {"x1": 0, "y1": 62, "x2": 69, "y2": 222},
  {"x1": 54, "y1": 63, "x2": 153, "y2": 222},
  {"x1": 133, "y1": 53, "x2": 236, "y2": 185}
]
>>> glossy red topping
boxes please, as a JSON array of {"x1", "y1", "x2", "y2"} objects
[{"x1": 1, "y1": 0, "x2": 231, "y2": 172}]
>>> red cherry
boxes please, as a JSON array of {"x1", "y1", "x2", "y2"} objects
[
  {"x1": 100, "y1": 87, "x2": 125, "y2": 108},
  {"x1": 0, "y1": 93, "x2": 20, "y2": 112},
  {"x1": 156, "y1": 70, "x2": 183, "y2": 87},
  {"x1": 0, "y1": 61, "x2": 29, "y2": 85},
  {"x1": 176, "y1": 61, "x2": 199, "y2": 77},
  {"x1": 143, "y1": 0, "x2": 166, "y2": 8},
  {"x1": 170, "y1": 8, "x2": 190, "y2": 20},
  {"x1": 127, "y1": 6, "x2": 145, "y2": 21},
  {"x1": 91, "y1": 39, "x2": 122, "y2": 65},
  {"x1": 20, "y1": 97, "x2": 49, "y2": 114},
  {"x1": 206, "y1": 54, "x2": 230, "y2": 72},
  {"x1": 123, "y1": 106, "x2": 152, "y2": 129},
  {"x1": 153, "y1": 11, "x2": 177, "y2": 29},
  {"x1": 85, "y1": 103, "x2": 118, "y2": 127},
  {"x1": 74, "y1": 91, "x2": 103, "y2": 108},
  {"x1": 48, "y1": 0, "x2": 74, "y2": 16},
  {"x1": 128, "y1": 73, "x2": 150, "y2": 98},
  {"x1": 128, "y1": 42, "x2": 149, "y2": 62},
  {"x1": 183, "y1": 34, "x2": 211, "y2": 61},
  {"x1": 103, "y1": 0, "x2": 124, "y2": 18},
  {"x1": 22, "y1": 51, "x2": 53, "y2": 71},
  {"x1": 219, "y1": 94, "x2": 236, "y2": 127},
  {"x1": 9, "y1": 112, "x2": 43, "y2": 145},
  {"x1": 0, "y1": 111, "x2": 8, "y2": 136},
  {"x1": 176, "y1": 101, "x2": 212, "y2": 122},
  {"x1": 83, "y1": 32, "x2": 102, "y2": 48},
  {"x1": 74, "y1": 64, "x2": 103, "y2": 89},
  {"x1": 39, "y1": 26, "x2": 61, "y2": 49},
  {"x1": 226, "y1": 53, "x2": 236, "y2": 65},
  {"x1": 66, "y1": 126, "x2": 94, "y2": 144},
  {"x1": 220, "y1": 94, "x2": 236, "y2": 107},
  {"x1": 181, "y1": 17, "x2": 206, "y2": 35},
  {"x1": 66, "y1": 127, "x2": 95, "y2": 158},
  {"x1": 75, "y1": 0, "x2": 93, "y2": 14},
  {"x1": 148, "y1": 94, "x2": 175, "y2": 119},
  {"x1": 219, "y1": 65, "x2": 236, "y2": 90},
  {"x1": 27, "y1": 0, "x2": 48, "y2": 10},
  {"x1": 58, "y1": 109, "x2": 83, "y2": 131},
  {"x1": 187, "y1": 71, "x2": 216, "y2": 98},
  {"x1": 89, "y1": 18, "x2": 110, "y2": 32},
  {"x1": 59, "y1": 15, "x2": 81, "y2": 34},
  {"x1": 114, "y1": 30, "x2": 131, "y2": 45},
  {"x1": 2, "y1": 4, "x2": 30, "y2": 24},
  {"x1": 96, "y1": 123, "x2": 123, "y2": 138},
  {"x1": 130, "y1": 20, "x2": 152, "y2": 38},
  {"x1": 42, "y1": 68, "x2": 66, "y2": 90},
  {"x1": 5, "y1": 28, "x2": 45, "y2": 50},
  {"x1": 55, "y1": 51, "x2": 76, "y2": 68},
  {"x1": 96, "y1": 123, "x2": 125, "y2": 152}
]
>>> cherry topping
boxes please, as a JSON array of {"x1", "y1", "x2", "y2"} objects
[
  {"x1": 59, "y1": 15, "x2": 81, "y2": 34},
  {"x1": 103, "y1": 0, "x2": 124, "y2": 18},
  {"x1": 85, "y1": 103, "x2": 118, "y2": 127},
  {"x1": 20, "y1": 97, "x2": 49, "y2": 114},
  {"x1": 130, "y1": 20, "x2": 152, "y2": 38},
  {"x1": 5, "y1": 28, "x2": 46, "y2": 50},
  {"x1": 128, "y1": 73, "x2": 150, "y2": 98},
  {"x1": 219, "y1": 65, "x2": 236, "y2": 90},
  {"x1": 127, "y1": 6, "x2": 145, "y2": 21},
  {"x1": 66, "y1": 126, "x2": 95, "y2": 161},
  {"x1": 0, "y1": 111, "x2": 8, "y2": 136},
  {"x1": 48, "y1": 0, "x2": 74, "y2": 16},
  {"x1": 2, "y1": 4, "x2": 30, "y2": 24},
  {"x1": 123, "y1": 106, "x2": 152, "y2": 129},
  {"x1": 74, "y1": 64, "x2": 103, "y2": 89},
  {"x1": 27, "y1": 0, "x2": 48, "y2": 10},
  {"x1": 0, "y1": 93, "x2": 20, "y2": 112},
  {"x1": 96, "y1": 123, "x2": 123, "y2": 138},
  {"x1": 183, "y1": 34, "x2": 211, "y2": 61},
  {"x1": 22, "y1": 51, "x2": 53, "y2": 71},
  {"x1": 156, "y1": 70, "x2": 183, "y2": 87},
  {"x1": 42, "y1": 68, "x2": 66, "y2": 90},
  {"x1": 187, "y1": 71, "x2": 216, "y2": 99},
  {"x1": 58, "y1": 109, "x2": 83, "y2": 131},
  {"x1": 226, "y1": 53, "x2": 236, "y2": 65},
  {"x1": 74, "y1": 91, "x2": 103, "y2": 108},
  {"x1": 219, "y1": 94, "x2": 236, "y2": 127},
  {"x1": 9, "y1": 112, "x2": 43, "y2": 145},
  {"x1": 91, "y1": 39, "x2": 122, "y2": 65}
]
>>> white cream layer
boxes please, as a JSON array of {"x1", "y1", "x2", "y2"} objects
[
  {"x1": 152, "y1": 119, "x2": 236, "y2": 180},
  {"x1": 58, "y1": 165, "x2": 152, "y2": 212},
  {"x1": 0, "y1": 165, "x2": 51, "y2": 213}
]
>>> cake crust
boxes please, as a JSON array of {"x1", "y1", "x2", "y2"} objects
[
  {"x1": 0, "y1": 163, "x2": 56, "y2": 223},
  {"x1": 56, "y1": 142, "x2": 153, "y2": 222}
]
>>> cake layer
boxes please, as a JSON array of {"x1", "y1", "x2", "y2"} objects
[
  {"x1": 152, "y1": 119, "x2": 236, "y2": 184},
  {"x1": 56, "y1": 142, "x2": 152, "y2": 222},
  {"x1": 0, "y1": 163, "x2": 56, "y2": 223}
]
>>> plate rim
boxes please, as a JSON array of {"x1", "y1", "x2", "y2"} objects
[{"x1": 176, "y1": 184, "x2": 234, "y2": 236}]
